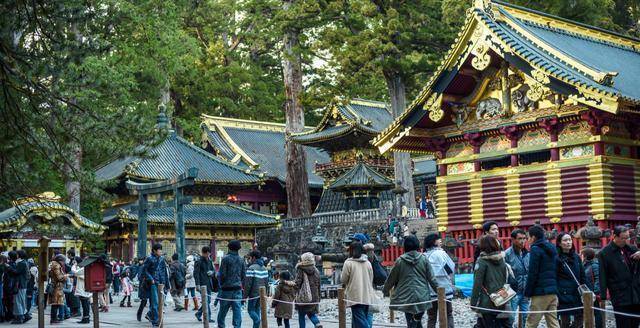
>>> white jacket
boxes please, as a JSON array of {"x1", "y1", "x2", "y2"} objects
[
  {"x1": 424, "y1": 248, "x2": 456, "y2": 299},
  {"x1": 185, "y1": 261, "x2": 196, "y2": 288},
  {"x1": 73, "y1": 265, "x2": 92, "y2": 300}
]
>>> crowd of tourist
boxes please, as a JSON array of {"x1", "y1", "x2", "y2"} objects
[{"x1": 0, "y1": 222, "x2": 637, "y2": 328}]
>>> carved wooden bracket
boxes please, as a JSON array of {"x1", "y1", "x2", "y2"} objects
[
  {"x1": 463, "y1": 132, "x2": 484, "y2": 152},
  {"x1": 580, "y1": 109, "x2": 611, "y2": 135}
]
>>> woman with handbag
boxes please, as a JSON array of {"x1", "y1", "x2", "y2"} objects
[
  {"x1": 342, "y1": 241, "x2": 376, "y2": 328},
  {"x1": 555, "y1": 232, "x2": 586, "y2": 328},
  {"x1": 470, "y1": 235, "x2": 513, "y2": 328},
  {"x1": 294, "y1": 252, "x2": 322, "y2": 328}
]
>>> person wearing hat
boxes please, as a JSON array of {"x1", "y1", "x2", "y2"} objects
[
  {"x1": 185, "y1": 255, "x2": 197, "y2": 311},
  {"x1": 295, "y1": 252, "x2": 322, "y2": 328},
  {"x1": 217, "y1": 240, "x2": 246, "y2": 328}
]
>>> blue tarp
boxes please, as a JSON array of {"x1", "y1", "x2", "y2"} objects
[{"x1": 454, "y1": 273, "x2": 474, "y2": 298}]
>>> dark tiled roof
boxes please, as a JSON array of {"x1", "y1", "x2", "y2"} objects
[
  {"x1": 95, "y1": 133, "x2": 261, "y2": 185},
  {"x1": 0, "y1": 201, "x2": 104, "y2": 232},
  {"x1": 291, "y1": 99, "x2": 393, "y2": 144},
  {"x1": 314, "y1": 189, "x2": 394, "y2": 214},
  {"x1": 329, "y1": 162, "x2": 394, "y2": 191},
  {"x1": 413, "y1": 158, "x2": 437, "y2": 181},
  {"x1": 201, "y1": 118, "x2": 329, "y2": 187},
  {"x1": 107, "y1": 203, "x2": 278, "y2": 226}
]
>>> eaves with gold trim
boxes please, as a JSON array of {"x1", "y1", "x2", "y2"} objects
[{"x1": 373, "y1": 0, "x2": 640, "y2": 154}]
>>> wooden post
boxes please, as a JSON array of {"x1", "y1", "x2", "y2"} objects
[
  {"x1": 158, "y1": 284, "x2": 165, "y2": 328},
  {"x1": 338, "y1": 288, "x2": 346, "y2": 328},
  {"x1": 260, "y1": 286, "x2": 268, "y2": 328},
  {"x1": 389, "y1": 289, "x2": 395, "y2": 323},
  {"x1": 517, "y1": 312, "x2": 523, "y2": 328},
  {"x1": 437, "y1": 287, "x2": 448, "y2": 328},
  {"x1": 92, "y1": 292, "x2": 100, "y2": 328},
  {"x1": 37, "y1": 237, "x2": 50, "y2": 328},
  {"x1": 599, "y1": 300, "x2": 607, "y2": 328},
  {"x1": 583, "y1": 291, "x2": 594, "y2": 328},
  {"x1": 200, "y1": 285, "x2": 210, "y2": 328}
]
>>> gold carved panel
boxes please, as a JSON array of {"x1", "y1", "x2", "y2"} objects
[
  {"x1": 446, "y1": 142, "x2": 474, "y2": 158},
  {"x1": 560, "y1": 145, "x2": 594, "y2": 159},
  {"x1": 518, "y1": 129, "x2": 549, "y2": 148},
  {"x1": 480, "y1": 135, "x2": 510, "y2": 153},
  {"x1": 447, "y1": 162, "x2": 475, "y2": 175},
  {"x1": 558, "y1": 121, "x2": 591, "y2": 143}
]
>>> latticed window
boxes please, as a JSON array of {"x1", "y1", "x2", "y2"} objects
[
  {"x1": 519, "y1": 150, "x2": 551, "y2": 165},
  {"x1": 480, "y1": 156, "x2": 511, "y2": 170}
]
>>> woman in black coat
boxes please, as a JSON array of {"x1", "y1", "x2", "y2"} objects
[{"x1": 556, "y1": 232, "x2": 586, "y2": 328}]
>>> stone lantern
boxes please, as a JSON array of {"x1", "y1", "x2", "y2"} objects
[
  {"x1": 311, "y1": 225, "x2": 329, "y2": 251},
  {"x1": 579, "y1": 216, "x2": 609, "y2": 251},
  {"x1": 270, "y1": 240, "x2": 292, "y2": 274}
]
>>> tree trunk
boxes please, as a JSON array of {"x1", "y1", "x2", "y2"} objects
[
  {"x1": 384, "y1": 72, "x2": 416, "y2": 207},
  {"x1": 64, "y1": 142, "x2": 82, "y2": 213},
  {"x1": 282, "y1": 0, "x2": 311, "y2": 218}
]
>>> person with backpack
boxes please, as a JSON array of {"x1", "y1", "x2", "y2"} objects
[
  {"x1": 169, "y1": 253, "x2": 186, "y2": 312},
  {"x1": 141, "y1": 243, "x2": 168, "y2": 328},
  {"x1": 245, "y1": 250, "x2": 268, "y2": 328},
  {"x1": 25, "y1": 259, "x2": 36, "y2": 315},
  {"x1": 423, "y1": 233, "x2": 455, "y2": 328},
  {"x1": 295, "y1": 252, "x2": 322, "y2": 328},
  {"x1": 272, "y1": 271, "x2": 295, "y2": 328}
]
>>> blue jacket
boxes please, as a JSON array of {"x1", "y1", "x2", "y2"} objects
[
  {"x1": 142, "y1": 254, "x2": 168, "y2": 286},
  {"x1": 584, "y1": 259, "x2": 600, "y2": 296},
  {"x1": 556, "y1": 251, "x2": 586, "y2": 311},
  {"x1": 504, "y1": 246, "x2": 529, "y2": 295},
  {"x1": 524, "y1": 238, "x2": 558, "y2": 297},
  {"x1": 219, "y1": 251, "x2": 246, "y2": 291}
]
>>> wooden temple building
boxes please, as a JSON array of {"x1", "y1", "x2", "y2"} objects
[
  {"x1": 0, "y1": 192, "x2": 104, "y2": 257},
  {"x1": 96, "y1": 111, "x2": 278, "y2": 261},
  {"x1": 200, "y1": 115, "x2": 329, "y2": 214},
  {"x1": 373, "y1": 0, "x2": 640, "y2": 265},
  {"x1": 202, "y1": 100, "x2": 437, "y2": 216},
  {"x1": 290, "y1": 99, "x2": 397, "y2": 213}
]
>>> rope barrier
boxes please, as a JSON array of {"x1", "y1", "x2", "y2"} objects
[
  {"x1": 444, "y1": 299, "x2": 584, "y2": 314},
  {"x1": 593, "y1": 306, "x2": 640, "y2": 319}
]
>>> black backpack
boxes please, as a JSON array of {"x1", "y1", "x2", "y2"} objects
[
  {"x1": 371, "y1": 257, "x2": 388, "y2": 286},
  {"x1": 172, "y1": 263, "x2": 186, "y2": 289}
]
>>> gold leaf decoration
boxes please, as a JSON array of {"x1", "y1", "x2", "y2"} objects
[{"x1": 471, "y1": 44, "x2": 491, "y2": 71}]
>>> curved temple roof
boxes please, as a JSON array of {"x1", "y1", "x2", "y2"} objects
[
  {"x1": 329, "y1": 162, "x2": 394, "y2": 191},
  {"x1": 374, "y1": 0, "x2": 640, "y2": 154},
  {"x1": 105, "y1": 203, "x2": 278, "y2": 227},
  {"x1": 95, "y1": 132, "x2": 261, "y2": 185},
  {"x1": 0, "y1": 195, "x2": 104, "y2": 233},
  {"x1": 291, "y1": 99, "x2": 393, "y2": 146},
  {"x1": 200, "y1": 115, "x2": 329, "y2": 187}
]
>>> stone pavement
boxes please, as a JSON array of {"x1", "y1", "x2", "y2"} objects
[{"x1": 21, "y1": 298, "x2": 342, "y2": 328}]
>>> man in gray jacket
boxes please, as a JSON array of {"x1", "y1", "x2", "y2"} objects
[{"x1": 505, "y1": 228, "x2": 530, "y2": 327}]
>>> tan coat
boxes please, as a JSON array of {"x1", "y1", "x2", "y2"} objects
[
  {"x1": 48, "y1": 261, "x2": 66, "y2": 305},
  {"x1": 341, "y1": 255, "x2": 375, "y2": 308},
  {"x1": 272, "y1": 280, "x2": 295, "y2": 319}
]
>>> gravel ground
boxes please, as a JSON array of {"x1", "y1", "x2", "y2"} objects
[{"x1": 316, "y1": 298, "x2": 619, "y2": 327}]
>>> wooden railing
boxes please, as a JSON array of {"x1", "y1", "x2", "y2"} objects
[{"x1": 281, "y1": 207, "x2": 421, "y2": 229}]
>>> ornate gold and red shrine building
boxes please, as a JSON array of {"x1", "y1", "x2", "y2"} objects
[{"x1": 373, "y1": 0, "x2": 640, "y2": 265}]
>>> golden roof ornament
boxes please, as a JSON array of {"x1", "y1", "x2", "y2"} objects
[{"x1": 13, "y1": 192, "x2": 61, "y2": 206}]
